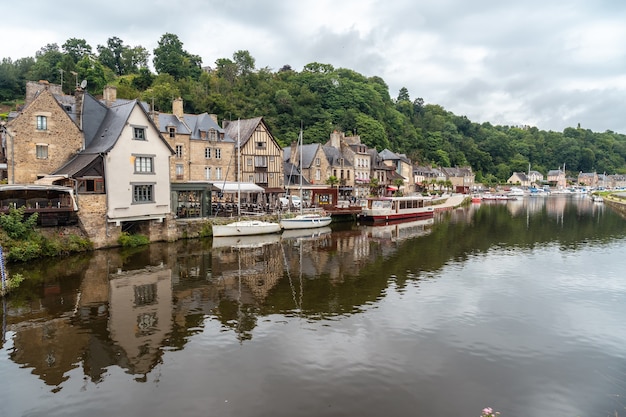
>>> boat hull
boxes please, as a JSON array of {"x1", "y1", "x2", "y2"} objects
[
  {"x1": 280, "y1": 214, "x2": 332, "y2": 230},
  {"x1": 358, "y1": 207, "x2": 434, "y2": 223},
  {"x1": 212, "y1": 220, "x2": 281, "y2": 237}
]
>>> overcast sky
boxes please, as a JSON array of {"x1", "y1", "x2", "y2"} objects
[{"x1": 4, "y1": 0, "x2": 626, "y2": 134}]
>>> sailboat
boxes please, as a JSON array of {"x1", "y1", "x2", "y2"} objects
[
  {"x1": 212, "y1": 120, "x2": 281, "y2": 237},
  {"x1": 280, "y1": 128, "x2": 332, "y2": 230}
]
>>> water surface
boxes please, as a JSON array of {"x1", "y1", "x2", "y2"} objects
[{"x1": 1, "y1": 196, "x2": 625, "y2": 417}]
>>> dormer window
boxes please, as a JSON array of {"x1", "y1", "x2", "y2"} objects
[
  {"x1": 168, "y1": 127, "x2": 176, "y2": 138},
  {"x1": 209, "y1": 129, "x2": 217, "y2": 141}
]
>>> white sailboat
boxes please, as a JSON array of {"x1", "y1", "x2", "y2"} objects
[
  {"x1": 280, "y1": 128, "x2": 332, "y2": 230},
  {"x1": 212, "y1": 120, "x2": 281, "y2": 237}
]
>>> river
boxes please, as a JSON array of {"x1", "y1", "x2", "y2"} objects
[{"x1": 1, "y1": 196, "x2": 626, "y2": 417}]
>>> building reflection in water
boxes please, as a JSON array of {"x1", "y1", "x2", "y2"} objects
[{"x1": 3, "y1": 215, "x2": 437, "y2": 388}]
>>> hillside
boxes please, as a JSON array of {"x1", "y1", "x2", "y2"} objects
[{"x1": 1, "y1": 34, "x2": 625, "y2": 183}]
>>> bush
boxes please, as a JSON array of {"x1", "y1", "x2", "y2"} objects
[
  {"x1": 6, "y1": 240, "x2": 42, "y2": 262},
  {"x1": 0, "y1": 208, "x2": 38, "y2": 240},
  {"x1": 118, "y1": 232, "x2": 150, "y2": 247}
]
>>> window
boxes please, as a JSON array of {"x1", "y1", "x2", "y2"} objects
[
  {"x1": 255, "y1": 156, "x2": 267, "y2": 167},
  {"x1": 209, "y1": 130, "x2": 217, "y2": 141},
  {"x1": 316, "y1": 169, "x2": 321, "y2": 181},
  {"x1": 215, "y1": 167, "x2": 223, "y2": 180},
  {"x1": 256, "y1": 141, "x2": 266, "y2": 149},
  {"x1": 36, "y1": 144, "x2": 48, "y2": 159},
  {"x1": 175, "y1": 145, "x2": 183, "y2": 158},
  {"x1": 176, "y1": 164, "x2": 184, "y2": 180},
  {"x1": 205, "y1": 167, "x2": 211, "y2": 180},
  {"x1": 77, "y1": 178, "x2": 105, "y2": 194},
  {"x1": 168, "y1": 127, "x2": 176, "y2": 138},
  {"x1": 133, "y1": 184, "x2": 154, "y2": 203},
  {"x1": 215, "y1": 149, "x2": 221, "y2": 159},
  {"x1": 134, "y1": 156, "x2": 154, "y2": 173},
  {"x1": 205, "y1": 147, "x2": 211, "y2": 159},
  {"x1": 133, "y1": 127, "x2": 146, "y2": 140},
  {"x1": 315, "y1": 158, "x2": 321, "y2": 166},
  {"x1": 36, "y1": 115, "x2": 47, "y2": 131},
  {"x1": 247, "y1": 157, "x2": 253, "y2": 166},
  {"x1": 255, "y1": 172, "x2": 268, "y2": 183},
  {"x1": 134, "y1": 284, "x2": 157, "y2": 306},
  {"x1": 270, "y1": 156, "x2": 275, "y2": 162},
  {"x1": 248, "y1": 175, "x2": 254, "y2": 182}
]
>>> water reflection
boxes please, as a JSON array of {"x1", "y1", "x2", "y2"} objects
[{"x1": 1, "y1": 196, "x2": 626, "y2": 417}]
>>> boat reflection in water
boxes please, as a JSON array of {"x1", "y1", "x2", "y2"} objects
[{"x1": 359, "y1": 217, "x2": 434, "y2": 242}]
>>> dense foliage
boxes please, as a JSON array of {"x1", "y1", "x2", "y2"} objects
[
  {"x1": 2, "y1": 33, "x2": 625, "y2": 182},
  {"x1": 0, "y1": 208, "x2": 93, "y2": 262}
]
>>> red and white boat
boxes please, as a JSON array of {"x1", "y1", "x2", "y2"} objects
[{"x1": 358, "y1": 195, "x2": 445, "y2": 222}]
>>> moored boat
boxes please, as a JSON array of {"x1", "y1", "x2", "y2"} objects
[
  {"x1": 357, "y1": 195, "x2": 439, "y2": 222},
  {"x1": 280, "y1": 127, "x2": 332, "y2": 230},
  {"x1": 280, "y1": 212, "x2": 332, "y2": 230},
  {"x1": 212, "y1": 219, "x2": 281, "y2": 237}
]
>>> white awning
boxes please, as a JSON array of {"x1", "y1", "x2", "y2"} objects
[{"x1": 212, "y1": 181, "x2": 265, "y2": 193}]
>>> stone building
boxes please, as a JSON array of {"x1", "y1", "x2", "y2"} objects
[
  {"x1": 4, "y1": 81, "x2": 83, "y2": 184},
  {"x1": 154, "y1": 98, "x2": 235, "y2": 218}
]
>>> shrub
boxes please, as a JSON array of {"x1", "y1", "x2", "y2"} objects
[
  {"x1": 0, "y1": 208, "x2": 38, "y2": 240},
  {"x1": 6, "y1": 240, "x2": 42, "y2": 262},
  {"x1": 118, "y1": 232, "x2": 150, "y2": 247}
]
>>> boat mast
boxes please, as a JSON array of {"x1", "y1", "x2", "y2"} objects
[
  {"x1": 299, "y1": 124, "x2": 303, "y2": 214},
  {"x1": 237, "y1": 119, "x2": 241, "y2": 219}
]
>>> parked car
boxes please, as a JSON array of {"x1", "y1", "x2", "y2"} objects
[{"x1": 279, "y1": 195, "x2": 302, "y2": 208}]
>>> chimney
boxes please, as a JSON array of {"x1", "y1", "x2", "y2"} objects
[
  {"x1": 330, "y1": 130, "x2": 342, "y2": 149},
  {"x1": 290, "y1": 141, "x2": 299, "y2": 167},
  {"x1": 74, "y1": 88, "x2": 85, "y2": 140},
  {"x1": 209, "y1": 113, "x2": 218, "y2": 124},
  {"x1": 173, "y1": 97, "x2": 184, "y2": 119},
  {"x1": 103, "y1": 85, "x2": 117, "y2": 107}
]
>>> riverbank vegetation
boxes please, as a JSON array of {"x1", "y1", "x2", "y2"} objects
[
  {"x1": 0, "y1": 207, "x2": 93, "y2": 263},
  {"x1": 2, "y1": 33, "x2": 626, "y2": 185}
]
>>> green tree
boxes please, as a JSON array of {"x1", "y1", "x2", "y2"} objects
[
  {"x1": 28, "y1": 43, "x2": 64, "y2": 83},
  {"x1": 233, "y1": 50, "x2": 255, "y2": 76},
  {"x1": 62, "y1": 38, "x2": 92, "y2": 63},
  {"x1": 397, "y1": 87, "x2": 410, "y2": 102},
  {"x1": 153, "y1": 33, "x2": 202, "y2": 80},
  {"x1": 75, "y1": 56, "x2": 109, "y2": 93}
]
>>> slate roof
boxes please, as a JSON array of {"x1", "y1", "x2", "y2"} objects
[
  {"x1": 283, "y1": 161, "x2": 312, "y2": 187},
  {"x1": 510, "y1": 172, "x2": 529, "y2": 181},
  {"x1": 322, "y1": 145, "x2": 353, "y2": 167},
  {"x1": 283, "y1": 143, "x2": 321, "y2": 169},
  {"x1": 441, "y1": 166, "x2": 473, "y2": 177},
  {"x1": 158, "y1": 113, "x2": 192, "y2": 135},
  {"x1": 223, "y1": 117, "x2": 266, "y2": 148},
  {"x1": 53, "y1": 153, "x2": 101, "y2": 177}
]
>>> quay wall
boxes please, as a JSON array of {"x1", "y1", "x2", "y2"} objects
[{"x1": 604, "y1": 193, "x2": 626, "y2": 218}]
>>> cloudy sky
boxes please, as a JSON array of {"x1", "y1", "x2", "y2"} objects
[{"x1": 5, "y1": 0, "x2": 626, "y2": 134}]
